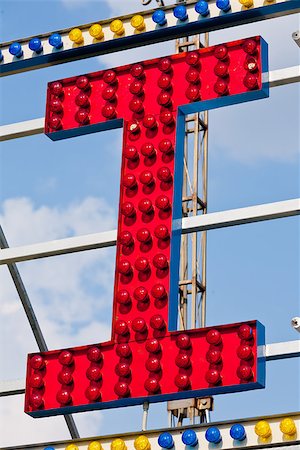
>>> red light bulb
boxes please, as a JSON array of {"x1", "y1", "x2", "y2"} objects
[
  {"x1": 103, "y1": 69, "x2": 117, "y2": 84},
  {"x1": 139, "y1": 170, "x2": 154, "y2": 185},
  {"x1": 145, "y1": 338, "x2": 161, "y2": 353},
  {"x1": 243, "y1": 38, "x2": 257, "y2": 55},
  {"x1": 158, "y1": 74, "x2": 172, "y2": 89},
  {"x1": 144, "y1": 377, "x2": 160, "y2": 393},
  {"x1": 85, "y1": 385, "x2": 101, "y2": 401},
  {"x1": 87, "y1": 346, "x2": 103, "y2": 362},
  {"x1": 130, "y1": 63, "x2": 144, "y2": 78},
  {"x1": 48, "y1": 115, "x2": 62, "y2": 130},
  {"x1": 214, "y1": 44, "x2": 228, "y2": 60},
  {"x1": 237, "y1": 344, "x2": 253, "y2": 360},
  {"x1": 76, "y1": 75, "x2": 90, "y2": 90},
  {"x1": 133, "y1": 286, "x2": 149, "y2": 302},
  {"x1": 214, "y1": 79, "x2": 229, "y2": 95},
  {"x1": 115, "y1": 362, "x2": 131, "y2": 377},
  {"x1": 127, "y1": 120, "x2": 140, "y2": 134},
  {"x1": 243, "y1": 73, "x2": 258, "y2": 90},
  {"x1": 157, "y1": 166, "x2": 172, "y2": 182},
  {"x1": 75, "y1": 92, "x2": 90, "y2": 107},
  {"x1": 58, "y1": 350, "x2": 73, "y2": 366},
  {"x1": 124, "y1": 145, "x2": 138, "y2": 160},
  {"x1": 29, "y1": 392, "x2": 44, "y2": 409},
  {"x1": 122, "y1": 173, "x2": 137, "y2": 189},
  {"x1": 119, "y1": 230, "x2": 133, "y2": 245},
  {"x1": 136, "y1": 228, "x2": 151, "y2": 243},
  {"x1": 116, "y1": 289, "x2": 131, "y2": 305},
  {"x1": 175, "y1": 353, "x2": 191, "y2": 368},
  {"x1": 155, "y1": 195, "x2": 170, "y2": 210},
  {"x1": 151, "y1": 283, "x2": 166, "y2": 299},
  {"x1": 150, "y1": 314, "x2": 165, "y2": 330},
  {"x1": 75, "y1": 108, "x2": 89, "y2": 124},
  {"x1": 206, "y1": 329, "x2": 222, "y2": 345},
  {"x1": 129, "y1": 97, "x2": 144, "y2": 113},
  {"x1": 186, "y1": 85, "x2": 200, "y2": 101},
  {"x1": 121, "y1": 201, "x2": 135, "y2": 217},
  {"x1": 29, "y1": 373, "x2": 44, "y2": 388},
  {"x1": 160, "y1": 111, "x2": 174, "y2": 125},
  {"x1": 132, "y1": 317, "x2": 147, "y2": 333},
  {"x1": 49, "y1": 98, "x2": 63, "y2": 112},
  {"x1": 185, "y1": 68, "x2": 200, "y2": 84},
  {"x1": 86, "y1": 365, "x2": 102, "y2": 381},
  {"x1": 102, "y1": 104, "x2": 116, "y2": 119},
  {"x1": 30, "y1": 355, "x2": 45, "y2": 370},
  {"x1": 116, "y1": 343, "x2": 132, "y2": 358},
  {"x1": 114, "y1": 381, "x2": 130, "y2": 397},
  {"x1": 157, "y1": 91, "x2": 172, "y2": 106},
  {"x1": 154, "y1": 224, "x2": 169, "y2": 240},
  {"x1": 206, "y1": 349, "x2": 222, "y2": 364},
  {"x1": 158, "y1": 57, "x2": 172, "y2": 73},
  {"x1": 145, "y1": 356, "x2": 161, "y2": 372},
  {"x1": 118, "y1": 259, "x2": 132, "y2": 275},
  {"x1": 176, "y1": 334, "x2": 191, "y2": 349},
  {"x1": 141, "y1": 142, "x2": 156, "y2": 157},
  {"x1": 50, "y1": 81, "x2": 63, "y2": 96},
  {"x1": 214, "y1": 61, "x2": 229, "y2": 78},
  {"x1": 153, "y1": 253, "x2": 168, "y2": 269},
  {"x1": 205, "y1": 369, "x2": 221, "y2": 385},
  {"x1": 237, "y1": 365, "x2": 253, "y2": 380},
  {"x1": 114, "y1": 320, "x2": 129, "y2": 335},
  {"x1": 186, "y1": 51, "x2": 200, "y2": 66},
  {"x1": 175, "y1": 373, "x2": 190, "y2": 389},
  {"x1": 143, "y1": 114, "x2": 157, "y2": 129},
  {"x1": 56, "y1": 389, "x2": 72, "y2": 405},
  {"x1": 159, "y1": 139, "x2": 173, "y2": 154},
  {"x1": 237, "y1": 324, "x2": 253, "y2": 340},
  {"x1": 134, "y1": 256, "x2": 150, "y2": 272},
  {"x1": 138, "y1": 198, "x2": 153, "y2": 214},
  {"x1": 129, "y1": 80, "x2": 144, "y2": 95},
  {"x1": 244, "y1": 56, "x2": 258, "y2": 72},
  {"x1": 102, "y1": 85, "x2": 117, "y2": 101},
  {"x1": 58, "y1": 367, "x2": 73, "y2": 385}
]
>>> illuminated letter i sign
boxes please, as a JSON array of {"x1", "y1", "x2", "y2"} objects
[{"x1": 25, "y1": 36, "x2": 268, "y2": 417}]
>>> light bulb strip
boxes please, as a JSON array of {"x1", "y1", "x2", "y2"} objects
[
  {"x1": 2, "y1": 413, "x2": 299, "y2": 450},
  {"x1": 0, "y1": 0, "x2": 299, "y2": 76}
]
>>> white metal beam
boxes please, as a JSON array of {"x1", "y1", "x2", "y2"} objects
[
  {"x1": 0, "y1": 199, "x2": 298, "y2": 265},
  {"x1": 0, "y1": 66, "x2": 299, "y2": 142}
]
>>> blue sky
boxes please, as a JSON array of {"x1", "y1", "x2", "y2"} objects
[{"x1": 0, "y1": 0, "x2": 299, "y2": 447}]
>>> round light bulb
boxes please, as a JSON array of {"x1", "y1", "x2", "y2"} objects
[
  {"x1": 89, "y1": 24, "x2": 104, "y2": 40},
  {"x1": 152, "y1": 10, "x2": 167, "y2": 26},
  {"x1": 111, "y1": 439, "x2": 127, "y2": 450},
  {"x1": 131, "y1": 15, "x2": 145, "y2": 31},
  {"x1": 69, "y1": 28, "x2": 83, "y2": 44},
  {"x1": 134, "y1": 435, "x2": 150, "y2": 450},
  {"x1": 255, "y1": 420, "x2": 272, "y2": 439},
  {"x1": 49, "y1": 33, "x2": 63, "y2": 49},
  {"x1": 280, "y1": 418, "x2": 297, "y2": 436},
  {"x1": 88, "y1": 442, "x2": 103, "y2": 450},
  {"x1": 110, "y1": 19, "x2": 124, "y2": 36}
]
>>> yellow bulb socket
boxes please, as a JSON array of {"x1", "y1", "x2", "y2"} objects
[
  {"x1": 131, "y1": 15, "x2": 145, "y2": 31},
  {"x1": 65, "y1": 444, "x2": 79, "y2": 450},
  {"x1": 134, "y1": 435, "x2": 151, "y2": 450},
  {"x1": 239, "y1": 0, "x2": 254, "y2": 6},
  {"x1": 280, "y1": 418, "x2": 297, "y2": 436},
  {"x1": 89, "y1": 24, "x2": 104, "y2": 40},
  {"x1": 111, "y1": 438, "x2": 127, "y2": 450},
  {"x1": 110, "y1": 20, "x2": 124, "y2": 36},
  {"x1": 255, "y1": 420, "x2": 272, "y2": 439},
  {"x1": 88, "y1": 442, "x2": 103, "y2": 450},
  {"x1": 69, "y1": 28, "x2": 83, "y2": 44}
]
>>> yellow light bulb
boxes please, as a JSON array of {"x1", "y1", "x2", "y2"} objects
[
  {"x1": 110, "y1": 19, "x2": 125, "y2": 36},
  {"x1": 131, "y1": 15, "x2": 145, "y2": 31},
  {"x1": 89, "y1": 24, "x2": 104, "y2": 40},
  {"x1": 255, "y1": 420, "x2": 272, "y2": 439},
  {"x1": 111, "y1": 438, "x2": 127, "y2": 450},
  {"x1": 69, "y1": 28, "x2": 83, "y2": 44},
  {"x1": 134, "y1": 435, "x2": 151, "y2": 450},
  {"x1": 65, "y1": 444, "x2": 79, "y2": 450},
  {"x1": 239, "y1": 0, "x2": 254, "y2": 6},
  {"x1": 88, "y1": 442, "x2": 103, "y2": 450},
  {"x1": 280, "y1": 418, "x2": 297, "y2": 436}
]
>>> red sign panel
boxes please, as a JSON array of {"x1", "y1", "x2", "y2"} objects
[{"x1": 25, "y1": 36, "x2": 268, "y2": 417}]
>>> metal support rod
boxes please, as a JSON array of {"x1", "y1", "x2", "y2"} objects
[
  {"x1": 142, "y1": 402, "x2": 150, "y2": 431},
  {"x1": 0, "y1": 226, "x2": 80, "y2": 439}
]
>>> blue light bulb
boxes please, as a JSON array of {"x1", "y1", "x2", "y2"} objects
[
  {"x1": 29, "y1": 37, "x2": 43, "y2": 53},
  {"x1": 230, "y1": 424, "x2": 246, "y2": 441},
  {"x1": 49, "y1": 33, "x2": 63, "y2": 49},
  {"x1": 195, "y1": 0, "x2": 209, "y2": 16},
  {"x1": 0, "y1": 50, "x2": 3, "y2": 62},
  {"x1": 152, "y1": 10, "x2": 167, "y2": 26},
  {"x1": 173, "y1": 5, "x2": 188, "y2": 21},
  {"x1": 158, "y1": 432, "x2": 174, "y2": 449},
  {"x1": 44, "y1": 447, "x2": 55, "y2": 450},
  {"x1": 9, "y1": 42, "x2": 23, "y2": 58},
  {"x1": 205, "y1": 426, "x2": 222, "y2": 444},
  {"x1": 216, "y1": 0, "x2": 231, "y2": 11},
  {"x1": 182, "y1": 429, "x2": 198, "y2": 446}
]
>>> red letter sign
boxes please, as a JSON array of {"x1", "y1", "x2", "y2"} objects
[{"x1": 25, "y1": 36, "x2": 268, "y2": 417}]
